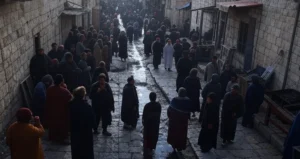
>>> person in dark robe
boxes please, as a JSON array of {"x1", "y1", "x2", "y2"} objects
[
  {"x1": 111, "y1": 36, "x2": 119, "y2": 57},
  {"x1": 70, "y1": 45, "x2": 80, "y2": 64},
  {"x1": 118, "y1": 31, "x2": 128, "y2": 61},
  {"x1": 104, "y1": 36, "x2": 112, "y2": 71},
  {"x1": 59, "y1": 53, "x2": 82, "y2": 92},
  {"x1": 151, "y1": 37, "x2": 163, "y2": 69},
  {"x1": 44, "y1": 74, "x2": 73, "y2": 144},
  {"x1": 198, "y1": 92, "x2": 219, "y2": 152},
  {"x1": 121, "y1": 76, "x2": 139, "y2": 130},
  {"x1": 127, "y1": 24, "x2": 134, "y2": 43},
  {"x1": 182, "y1": 38, "x2": 191, "y2": 52},
  {"x1": 242, "y1": 75, "x2": 264, "y2": 128},
  {"x1": 86, "y1": 49, "x2": 96, "y2": 74},
  {"x1": 48, "y1": 43, "x2": 58, "y2": 59},
  {"x1": 156, "y1": 27, "x2": 165, "y2": 46},
  {"x1": 221, "y1": 84, "x2": 243, "y2": 145},
  {"x1": 31, "y1": 74, "x2": 53, "y2": 125},
  {"x1": 64, "y1": 31, "x2": 75, "y2": 51},
  {"x1": 30, "y1": 48, "x2": 52, "y2": 85},
  {"x1": 184, "y1": 68, "x2": 202, "y2": 117},
  {"x1": 76, "y1": 35, "x2": 86, "y2": 57},
  {"x1": 220, "y1": 64, "x2": 235, "y2": 97},
  {"x1": 199, "y1": 74, "x2": 222, "y2": 123},
  {"x1": 55, "y1": 45, "x2": 67, "y2": 62},
  {"x1": 84, "y1": 32, "x2": 93, "y2": 48},
  {"x1": 143, "y1": 31, "x2": 154, "y2": 56},
  {"x1": 90, "y1": 73, "x2": 114, "y2": 136},
  {"x1": 88, "y1": 34, "x2": 98, "y2": 53},
  {"x1": 49, "y1": 59, "x2": 59, "y2": 79},
  {"x1": 176, "y1": 51, "x2": 193, "y2": 92},
  {"x1": 189, "y1": 42, "x2": 200, "y2": 67},
  {"x1": 283, "y1": 112, "x2": 300, "y2": 159},
  {"x1": 167, "y1": 88, "x2": 192, "y2": 151},
  {"x1": 77, "y1": 52, "x2": 92, "y2": 92},
  {"x1": 173, "y1": 39, "x2": 183, "y2": 65},
  {"x1": 70, "y1": 86, "x2": 95, "y2": 159},
  {"x1": 92, "y1": 61, "x2": 109, "y2": 83},
  {"x1": 142, "y1": 92, "x2": 161, "y2": 154},
  {"x1": 170, "y1": 30, "x2": 178, "y2": 45}
]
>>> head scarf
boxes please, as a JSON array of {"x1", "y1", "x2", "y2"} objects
[{"x1": 16, "y1": 108, "x2": 32, "y2": 123}]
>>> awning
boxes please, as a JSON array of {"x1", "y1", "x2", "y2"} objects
[
  {"x1": 216, "y1": 1, "x2": 262, "y2": 12},
  {"x1": 191, "y1": 6, "x2": 216, "y2": 11},
  {"x1": 176, "y1": 2, "x2": 191, "y2": 10},
  {"x1": 62, "y1": 1, "x2": 90, "y2": 15},
  {"x1": 62, "y1": 10, "x2": 86, "y2": 16}
]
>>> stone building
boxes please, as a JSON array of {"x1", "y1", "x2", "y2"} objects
[
  {"x1": 164, "y1": 0, "x2": 191, "y2": 29},
  {"x1": 0, "y1": 0, "x2": 97, "y2": 132},
  {"x1": 190, "y1": 0, "x2": 300, "y2": 91}
]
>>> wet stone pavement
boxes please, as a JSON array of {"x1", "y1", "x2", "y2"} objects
[
  {"x1": 147, "y1": 61, "x2": 283, "y2": 158},
  {"x1": 2, "y1": 17, "x2": 197, "y2": 159}
]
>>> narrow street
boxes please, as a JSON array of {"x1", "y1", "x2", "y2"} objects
[{"x1": 2, "y1": 16, "x2": 196, "y2": 159}]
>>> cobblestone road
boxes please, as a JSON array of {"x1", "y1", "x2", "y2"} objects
[
  {"x1": 2, "y1": 16, "x2": 197, "y2": 159},
  {"x1": 147, "y1": 63, "x2": 283, "y2": 159}
]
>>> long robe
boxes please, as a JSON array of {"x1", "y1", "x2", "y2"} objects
[
  {"x1": 93, "y1": 43, "x2": 103, "y2": 66},
  {"x1": 32, "y1": 82, "x2": 47, "y2": 124},
  {"x1": 76, "y1": 42, "x2": 85, "y2": 56},
  {"x1": 70, "y1": 98, "x2": 95, "y2": 159},
  {"x1": 173, "y1": 43, "x2": 183, "y2": 65},
  {"x1": 220, "y1": 93, "x2": 243, "y2": 141},
  {"x1": 176, "y1": 57, "x2": 193, "y2": 92},
  {"x1": 184, "y1": 76, "x2": 202, "y2": 112},
  {"x1": 167, "y1": 97, "x2": 192, "y2": 151},
  {"x1": 242, "y1": 83, "x2": 264, "y2": 127},
  {"x1": 6, "y1": 122, "x2": 45, "y2": 159},
  {"x1": 163, "y1": 44, "x2": 174, "y2": 69},
  {"x1": 200, "y1": 74, "x2": 222, "y2": 123},
  {"x1": 59, "y1": 61, "x2": 82, "y2": 92},
  {"x1": 142, "y1": 101, "x2": 161, "y2": 150},
  {"x1": 127, "y1": 26, "x2": 134, "y2": 42},
  {"x1": 152, "y1": 41, "x2": 163, "y2": 68},
  {"x1": 143, "y1": 34, "x2": 153, "y2": 55},
  {"x1": 118, "y1": 35, "x2": 128, "y2": 59},
  {"x1": 283, "y1": 112, "x2": 300, "y2": 159},
  {"x1": 77, "y1": 60, "x2": 92, "y2": 91},
  {"x1": 220, "y1": 70, "x2": 235, "y2": 97},
  {"x1": 89, "y1": 82, "x2": 114, "y2": 130},
  {"x1": 44, "y1": 85, "x2": 72, "y2": 142},
  {"x1": 121, "y1": 84, "x2": 139, "y2": 127},
  {"x1": 198, "y1": 102, "x2": 219, "y2": 152},
  {"x1": 30, "y1": 54, "x2": 52, "y2": 84}
]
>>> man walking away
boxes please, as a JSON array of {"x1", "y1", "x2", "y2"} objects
[
  {"x1": 142, "y1": 92, "x2": 161, "y2": 155},
  {"x1": 221, "y1": 85, "x2": 243, "y2": 145},
  {"x1": 121, "y1": 76, "x2": 139, "y2": 130}
]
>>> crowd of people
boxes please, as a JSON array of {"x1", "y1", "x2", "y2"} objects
[{"x1": 6, "y1": 0, "x2": 299, "y2": 159}]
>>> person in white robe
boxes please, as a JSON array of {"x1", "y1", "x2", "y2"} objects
[{"x1": 163, "y1": 39, "x2": 175, "y2": 71}]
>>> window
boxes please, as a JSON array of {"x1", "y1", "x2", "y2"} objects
[
  {"x1": 237, "y1": 22, "x2": 249, "y2": 54},
  {"x1": 217, "y1": 12, "x2": 227, "y2": 49}
]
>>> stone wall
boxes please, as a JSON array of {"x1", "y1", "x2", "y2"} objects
[
  {"x1": 191, "y1": 0, "x2": 300, "y2": 91},
  {"x1": 165, "y1": 0, "x2": 191, "y2": 29},
  {"x1": 223, "y1": 0, "x2": 300, "y2": 90},
  {"x1": 0, "y1": 0, "x2": 96, "y2": 132}
]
